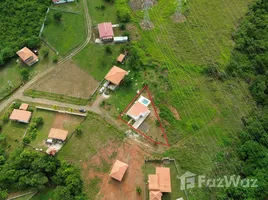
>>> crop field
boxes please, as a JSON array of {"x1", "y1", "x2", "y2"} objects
[
  {"x1": 42, "y1": 4, "x2": 86, "y2": 55},
  {"x1": 28, "y1": 61, "x2": 99, "y2": 100},
  {"x1": 29, "y1": 109, "x2": 84, "y2": 150}
]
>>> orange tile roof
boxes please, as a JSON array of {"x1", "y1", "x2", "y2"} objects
[
  {"x1": 105, "y1": 66, "x2": 128, "y2": 85},
  {"x1": 149, "y1": 191, "x2": 162, "y2": 200},
  {"x1": 127, "y1": 102, "x2": 149, "y2": 118},
  {"x1": 9, "y1": 109, "x2": 32, "y2": 123},
  {"x1": 19, "y1": 103, "x2": 29, "y2": 111},
  {"x1": 117, "y1": 54, "x2": 125, "y2": 62},
  {"x1": 148, "y1": 167, "x2": 171, "y2": 193},
  {"x1": 48, "y1": 128, "x2": 69, "y2": 141},
  {"x1": 109, "y1": 160, "x2": 128, "y2": 181},
  {"x1": 16, "y1": 47, "x2": 38, "y2": 66}
]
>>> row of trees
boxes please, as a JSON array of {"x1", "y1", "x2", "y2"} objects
[
  {"x1": 0, "y1": 0, "x2": 50, "y2": 66},
  {"x1": 0, "y1": 149, "x2": 86, "y2": 200}
]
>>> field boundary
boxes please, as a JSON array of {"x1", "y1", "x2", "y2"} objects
[
  {"x1": 36, "y1": 106, "x2": 87, "y2": 117},
  {"x1": 118, "y1": 85, "x2": 170, "y2": 146}
]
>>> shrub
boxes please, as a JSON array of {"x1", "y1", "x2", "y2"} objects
[
  {"x1": 116, "y1": 8, "x2": 130, "y2": 23},
  {"x1": 34, "y1": 117, "x2": 44, "y2": 127},
  {"x1": 75, "y1": 126, "x2": 83, "y2": 137},
  {"x1": 53, "y1": 12, "x2": 62, "y2": 21},
  {"x1": 52, "y1": 55, "x2": 58, "y2": 63},
  {"x1": 20, "y1": 68, "x2": 30, "y2": 81},
  {"x1": 1, "y1": 114, "x2": 9, "y2": 123},
  {"x1": 11, "y1": 102, "x2": 21, "y2": 109},
  {"x1": 136, "y1": 187, "x2": 142, "y2": 194},
  {"x1": 105, "y1": 46, "x2": 112, "y2": 54},
  {"x1": 41, "y1": 49, "x2": 49, "y2": 58},
  {"x1": 119, "y1": 23, "x2": 126, "y2": 30},
  {"x1": 155, "y1": 120, "x2": 160, "y2": 127},
  {"x1": 23, "y1": 137, "x2": 31, "y2": 144}
]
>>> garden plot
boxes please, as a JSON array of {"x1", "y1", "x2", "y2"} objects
[{"x1": 30, "y1": 61, "x2": 99, "y2": 99}]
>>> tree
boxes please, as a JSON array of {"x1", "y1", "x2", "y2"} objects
[
  {"x1": 34, "y1": 117, "x2": 44, "y2": 127},
  {"x1": 52, "y1": 55, "x2": 58, "y2": 63},
  {"x1": 75, "y1": 126, "x2": 83, "y2": 137},
  {"x1": 105, "y1": 46, "x2": 112, "y2": 54},
  {"x1": 0, "y1": 190, "x2": 8, "y2": 200},
  {"x1": 116, "y1": 8, "x2": 131, "y2": 23},
  {"x1": 136, "y1": 187, "x2": 142, "y2": 194},
  {"x1": 20, "y1": 68, "x2": 29, "y2": 81},
  {"x1": 53, "y1": 12, "x2": 62, "y2": 21},
  {"x1": 41, "y1": 49, "x2": 49, "y2": 58},
  {"x1": 22, "y1": 137, "x2": 31, "y2": 144}
]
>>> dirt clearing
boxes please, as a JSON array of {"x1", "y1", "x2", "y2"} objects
[
  {"x1": 31, "y1": 61, "x2": 99, "y2": 98},
  {"x1": 82, "y1": 139, "x2": 150, "y2": 200}
]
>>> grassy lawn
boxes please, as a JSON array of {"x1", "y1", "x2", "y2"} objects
[
  {"x1": 58, "y1": 112, "x2": 124, "y2": 199},
  {"x1": 42, "y1": 8, "x2": 86, "y2": 55},
  {"x1": 87, "y1": 0, "x2": 118, "y2": 26},
  {"x1": 144, "y1": 161, "x2": 186, "y2": 200},
  {"x1": 24, "y1": 89, "x2": 89, "y2": 106},
  {"x1": 73, "y1": 43, "x2": 123, "y2": 81}
]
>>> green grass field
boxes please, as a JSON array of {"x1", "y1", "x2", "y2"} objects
[
  {"x1": 87, "y1": 0, "x2": 118, "y2": 26},
  {"x1": 42, "y1": 7, "x2": 86, "y2": 55},
  {"x1": 73, "y1": 43, "x2": 123, "y2": 81}
]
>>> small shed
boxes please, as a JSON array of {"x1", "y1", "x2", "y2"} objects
[
  {"x1": 9, "y1": 109, "x2": 32, "y2": 123},
  {"x1": 109, "y1": 160, "x2": 128, "y2": 181},
  {"x1": 16, "y1": 47, "x2": 39, "y2": 66},
  {"x1": 19, "y1": 103, "x2": 29, "y2": 111},
  {"x1": 114, "y1": 36, "x2": 128, "y2": 43},
  {"x1": 117, "y1": 54, "x2": 126, "y2": 63}
]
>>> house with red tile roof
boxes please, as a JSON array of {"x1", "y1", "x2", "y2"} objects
[
  {"x1": 98, "y1": 22, "x2": 114, "y2": 41},
  {"x1": 48, "y1": 128, "x2": 69, "y2": 141},
  {"x1": 9, "y1": 109, "x2": 32, "y2": 123},
  {"x1": 117, "y1": 54, "x2": 126, "y2": 63},
  {"x1": 127, "y1": 102, "x2": 150, "y2": 121},
  {"x1": 105, "y1": 66, "x2": 128, "y2": 90},
  {"x1": 148, "y1": 167, "x2": 172, "y2": 200},
  {"x1": 109, "y1": 160, "x2": 128, "y2": 181},
  {"x1": 19, "y1": 103, "x2": 29, "y2": 111},
  {"x1": 16, "y1": 47, "x2": 39, "y2": 66}
]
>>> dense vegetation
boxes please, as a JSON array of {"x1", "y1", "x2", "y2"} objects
[
  {"x1": 227, "y1": 0, "x2": 268, "y2": 106},
  {"x1": 0, "y1": 0, "x2": 50, "y2": 65},
  {"x1": 215, "y1": 1, "x2": 268, "y2": 199},
  {"x1": 0, "y1": 148, "x2": 86, "y2": 200}
]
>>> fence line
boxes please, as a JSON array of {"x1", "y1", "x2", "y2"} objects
[
  {"x1": 36, "y1": 106, "x2": 87, "y2": 117},
  {"x1": 50, "y1": 7, "x2": 81, "y2": 14}
]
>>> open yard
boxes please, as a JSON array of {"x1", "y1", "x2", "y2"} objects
[
  {"x1": 73, "y1": 43, "x2": 124, "y2": 81},
  {"x1": 42, "y1": 5, "x2": 86, "y2": 55},
  {"x1": 58, "y1": 112, "x2": 127, "y2": 199},
  {"x1": 29, "y1": 109, "x2": 84, "y2": 150},
  {"x1": 28, "y1": 61, "x2": 99, "y2": 100}
]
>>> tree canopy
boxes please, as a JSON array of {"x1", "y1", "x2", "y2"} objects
[{"x1": 0, "y1": 0, "x2": 50, "y2": 66}]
